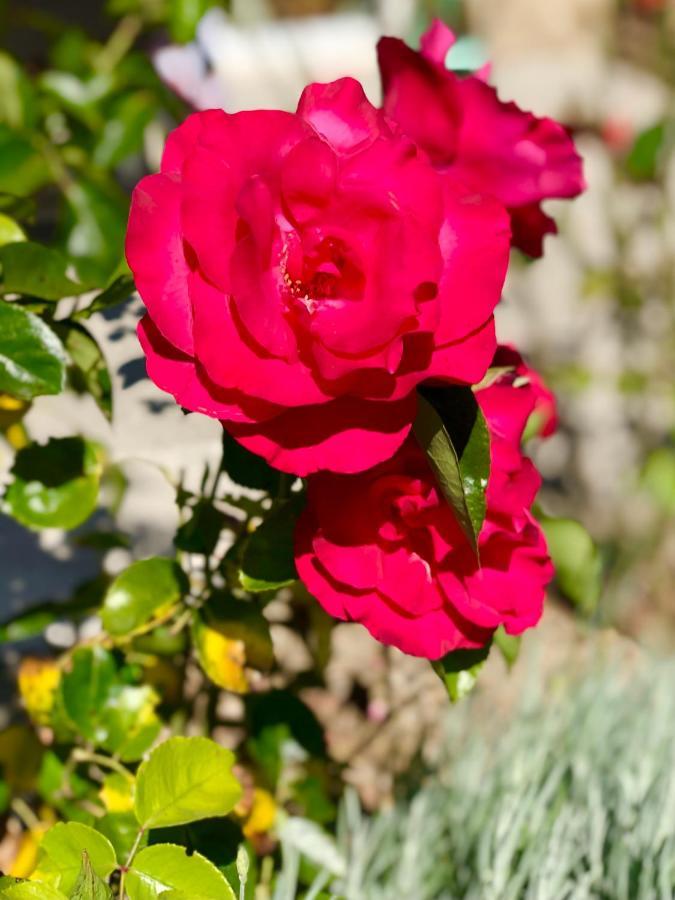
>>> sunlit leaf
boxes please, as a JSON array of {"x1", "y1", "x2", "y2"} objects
[
  {"x1": 32, "y1": 822, "x2": 116, "y2": 896},
  {"x1": 125, "y1": 844, "x2": 235, "y2": 900},
  {"x1": 134, "y1": 737, "x2": 242, "y2": 830},
  {"x1": 4, "y1": 437, "x2": 103, "y2": 530},
  {"x1": 101, "y1": 556, "x2": 187, "y2": 637},
  {"x1": 0, "y1": 303, "x2": 67, "y2": 401}
]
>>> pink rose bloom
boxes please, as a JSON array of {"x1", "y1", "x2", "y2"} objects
[
  {"x1": 295, "y1": 363, "x2": 554, "y2": 659},
  {"x1": 482, "y1": 345, "x2": 558, "y2": 439},
  {"x1": 126, "y1": 78, "x2": 510, "y2": 476},
  {"x1": 378, "y1": 20, "x2": 586, "y2": 257}
]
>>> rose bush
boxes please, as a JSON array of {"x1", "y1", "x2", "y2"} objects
[
  {"x1": 127, "y1": 77, "x2": 510, "y2": 476},
  {"x1": 294, "y1": 352, "x2": 554, "y2": 659},
  {"x1": 378, "y1": 20, "x2": 586, "y2": 257}
]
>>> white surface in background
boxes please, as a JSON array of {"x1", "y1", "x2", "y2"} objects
[{"x1": 155, "y1": 8, "x2": 385, "y2": 113}]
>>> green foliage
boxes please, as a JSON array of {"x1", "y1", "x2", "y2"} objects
[
  {"x1": 5, "y1": 437, "x2": 103, "y2": 530},
  {"x1": 540, "y1": 515, "x2": 602, "y2": 614},
  {"x1": 101, "y1": 557, "x2": 187, "y2": 637},
  {"x1": 432, "y1": 643, "x2": 492, "y2": 701},
  {"x1": 0, "y1": 242, "x2": 89, "y2": 300},
  {"x1": 0, "y1": 303, "x2": 67, "y2": 400},
  {"x1": 33, "y1": 823, "x2": 117, "y2": 895},
  {"x1": 240, "y1": 495, "x2": 304, "y2": 592},
  {"x1": 134, "y1": 737, "x2": 241, "y2": 830},
  {"x1": 124, "y1": 844, "x2": 236, "y2": 899},
  {"x1": 70, "y1": 852, "x2": 113, "y2": 899},
  {"x1": 414, "y1": 385, "x2": 490, "y2": 554}
]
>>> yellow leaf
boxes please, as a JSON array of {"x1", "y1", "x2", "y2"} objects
[
  {"x1": 193, "y1": 620, "x2": 249, "y2": 693},
  {"x1": 99, "y1": 771, "x2": 135, "y2": 813},
  {"x1": 243, "y1": 789, "x2": 277, "y2": 839},
  {"x1": 18, "y1": 659, "x2": 61, "y2": 727}
]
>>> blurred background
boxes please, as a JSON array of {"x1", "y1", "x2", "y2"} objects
[{"x1": 0, "y1": 0, "x2": 674, "y2": 893}]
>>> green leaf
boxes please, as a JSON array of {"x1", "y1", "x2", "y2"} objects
[
  {"x1": 0, "y1": 242, "x2": 88, "y2": 300},
  {"x1": 0, "y1": 302, "x2": 67, "y2": 400},
  {"x1": 4, "y1": 437, "x2": 103, "y2": 530},
  {"x1": 125, "y1": 844, "x2": 235, "y2": 900},
  {"x1": 493, "y1": 627, "x2": 521, "y2": 669},
  {"x1": 1, "y1": 882, "x2": 68, "y2": 899},
  {"x1": 221, "y1": 430, "x2": 281, "y2": 493},
  {"x1": 240, "y1": 495, "x2": 304, "y2": 592},
  {"x1": 0, "y1": 52, "x2": 38, "y2": 129},
  {"x1": 60, "y1": 647, "x2": 117, "y2": 741},
  {"x1": 134, "y1": 736, "x2": 242, "y2": 830},
  {"x1": 32, "y1": 823, "x2": 116, "y2": 896},
  {"x1": 99, "y1": 685, "x2": 161, "y2": 762},
  {"x1": 169, "y1": 0, "x2": 221, "y2": 42},
  {"x1": 413, "y1": 386, "x2": 490, "y2": 554},
  {"x1": 0, "y1": 127, "x2": 50, "y2": 197},
  {"x1": 540, "y1": 515, "x2": 602, "y2": 615},
  {"x1": 641, "y1": 447, "x2": 675, "y2": 515},
  {"x1": 92, "y1": 91, "x2": 155, "y2": 170},
  {"x1": 62, "y1": 181, "x2": 127, "y2": 282},
  {"x1": 57, "y1": 322, "x2": 113, "y2": 421},
  {"x1": 101, "y1": 557, "x2": 187, "y2": 637},
  {"x1": 432, "y1": 644, "x2": 491, "y2": 702},
  {"x1": 0, "y1": 212, "x2": 26, "y2": 247},
  {"x1": 69, "y1": 851, "x2": 113, "y2": 899},
  {"x1": 626, "y1": 122, "x2": 665, "y2": 181},
  {"x1": 73, "y1": 275, "x2": 135, "y2": 321},
  {"x1": 175, "y1": 500, "x2": 229, "y2": 556}
]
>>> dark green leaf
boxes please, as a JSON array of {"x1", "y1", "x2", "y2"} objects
[
  {"x1": 4, "y1": 437, "x2": 103, "y2": 530},
  {"x1": 69, "y1": 851, "x2": 113, "y2": 900},
  {"x1": 101, "y1": 556, "x2": 187, "y2": 637},
  {"x1": 0, "y1": 302, "x2": 67, "y2": 400},
  {"x1": 432, "y1": 644, "x2": 491, "y2": 702},
  {"x1": 175, "y1": 500, "x2": 229, "y2": 555},
  {"x1": 57, "y1": 321, "x2": 113, "y2": 421},
  {"x1": 1, "y1": 242, "x2": 89, "y2": 300},
  {"x1": 540, "y1": 515, "x2": 602, "y2": 614},
  {"x1": 0, "y1": 127, "x2": 50, "y2": 197},
  {"x1": 240, "y1": 495, "x2": 304, "y2": 592},
  {"x1": 414, "y1": 386, "x2": 490, "y2": 554},
  {"x1": 221, "y1": 430, "x2": 281, "y2": 493},
  {"x1": 74, "y1": 274, "x2": 135, "y2": 320}
]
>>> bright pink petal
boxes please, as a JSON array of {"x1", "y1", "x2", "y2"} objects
[
  {"x1": 137, "y1": 315, "x2": 258, "y2": 422},
  {"x1": 126, "y1": 174, "x2": 194, "y2": 355}
]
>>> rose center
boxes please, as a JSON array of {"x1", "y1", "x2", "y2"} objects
[{"x1": 281, "y1": 236, "x2": 364, "y2": 314}]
